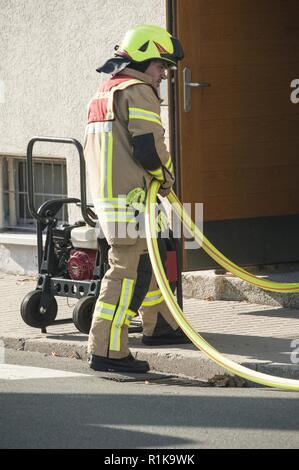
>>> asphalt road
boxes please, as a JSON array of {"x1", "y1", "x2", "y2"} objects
[{"x1": 0, "y1": 349, "x2": 299, "y2": 449}]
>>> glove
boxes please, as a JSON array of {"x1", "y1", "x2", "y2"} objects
[
  {"x1": 158, "y1": 166, "x2": 175, "y2": 198},
  {"x1": 126, "y1": 187, "x2": 146, "y2": 212},
  {"x1": 158, "y1": 181, "x2": 172, "y2": 198},
  {"x1": 155, "y1": 211, "x2": 169, "y2": 233}
]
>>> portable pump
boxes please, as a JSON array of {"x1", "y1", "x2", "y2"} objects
[
  {"x1": 50, "y1": 221, "x2": 96, "y2": 280},
  {"x1": 51, "y1": 222, "x2": 83, "y2": 277}
]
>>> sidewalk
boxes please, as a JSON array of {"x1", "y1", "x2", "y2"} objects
[{"x1": 1, "y1": 273, "x2": 299, "y2": 385}]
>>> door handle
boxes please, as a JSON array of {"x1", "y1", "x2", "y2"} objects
[{"x1": 183, "y1": 67, "x2": 210, "y2": 112}]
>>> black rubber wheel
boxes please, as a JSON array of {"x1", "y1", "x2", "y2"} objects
[
  {"x1": 72, "y1": 296, "x2": 96, "y2": 334},
  {"x1": 20, "y1": 290, "x2": 58, "y2": 328}
]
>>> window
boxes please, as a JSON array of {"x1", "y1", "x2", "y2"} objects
[{"x1": 2, "y1": 156, "x2": 68, "y2": 230}]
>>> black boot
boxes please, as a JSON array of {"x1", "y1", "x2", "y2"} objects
[
  {"x1": 88, "y1": 353, "x2": 150, "y2": 373},
  {"x1": 142, "y1": 313, "x2": 191, "y2": 346},
  {"x1": 142, "y1": 327, "x2": 191, "y2": 346}
]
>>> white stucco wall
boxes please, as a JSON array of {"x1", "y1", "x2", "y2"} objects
[
  {"x1": 0, "y1": 0, "x2": 167, "y2": 203},
  {"x1": 0, "y1": 0, "x2": 168, "y2": 273}
]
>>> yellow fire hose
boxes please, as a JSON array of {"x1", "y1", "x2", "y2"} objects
[
  {"x1": 169, "y1": 191, "x2": 299, "y2": 293},
  {"x1": 145, "y1": 180, "x2": 299, "y2": 391}
]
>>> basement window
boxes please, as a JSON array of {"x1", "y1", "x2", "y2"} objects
[{"x1": 2, "y1": 156, "x2": 68, "y2": 231}]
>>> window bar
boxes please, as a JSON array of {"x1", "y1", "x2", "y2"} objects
[
  {"x1": 61, "y1": 163, "x2": 65, "y2": 222},
  {"x1": 41, "y1": 160, "x2": 44, "y2": 209},
  {"x1": 8, "y1": 159, "x2": 17, "y2": 226},
  {"x1": 22, "y1": 161, "x2": 26, "y2": 224},
  {"x1": 64, "y1": 164, "x2": 68, "y2": 223},
  {"x1": 51, "y1": 161, "x2": 54, "y2": 199},
  {"x1": 0, "y1": 158, "x2": 4, "y2": 228},
  {"x1": 15, "y1": 159, "x2": 20, "y2": 224},
  {"x1": 51, "y1": 161, "x2": 56, "y2": 218}
]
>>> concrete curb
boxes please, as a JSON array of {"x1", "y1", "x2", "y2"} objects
[
  {"x1": 2, "y1": 334, "x2": 299, "y2": 387},
  {"x1": 182, "y1": 270, "x2": 299, "y2": 309}
]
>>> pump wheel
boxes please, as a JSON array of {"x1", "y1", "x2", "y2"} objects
[
  {"x1": 20, "y1": 290, "x2": 58, "y2": 328},
  {"x1": 72, "y1": 296, "x2": 96, "y2": 334}
]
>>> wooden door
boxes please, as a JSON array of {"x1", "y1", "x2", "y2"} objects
[{"x1": 174, "y1": 0, "x2": 299, "y2": 269}]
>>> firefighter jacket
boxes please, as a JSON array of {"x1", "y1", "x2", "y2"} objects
[{"x1": 84, "y1": 67, "x2": 174, "y2": 245}]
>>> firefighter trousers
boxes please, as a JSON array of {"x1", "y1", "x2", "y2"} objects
[{"x1": 88, "y1": 237, "x2": 178, "y2": 359}]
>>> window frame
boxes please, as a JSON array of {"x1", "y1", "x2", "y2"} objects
[{"x1": 1, "y1": 155, "x2": 68, "y2": 232}]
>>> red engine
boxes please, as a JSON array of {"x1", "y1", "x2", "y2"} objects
[
  {"x1": 68, "y1": 248, "x2": 178, "y2": 283},
  {"x1": 67, "y1": 249, "x2": 97, "y2": 280}
]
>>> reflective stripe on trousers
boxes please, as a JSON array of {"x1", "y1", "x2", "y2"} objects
[
  {"x1": 142, "y1": 289, "x2": 164, "y2": 307},
  {"x1": 96, "y1": 279, "x2": 135, "y2": 352},
  {"x1": 109, "y1": 278, "x2": 135, "y2": 352}
]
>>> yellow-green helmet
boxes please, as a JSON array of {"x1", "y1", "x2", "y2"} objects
[{"x1": 116, "y1": 24, "x2": 184, "y2": 66}]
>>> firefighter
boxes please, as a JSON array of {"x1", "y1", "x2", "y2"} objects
[{"x1": 84, "y1": 24, "x2": 188, "y2": 373}]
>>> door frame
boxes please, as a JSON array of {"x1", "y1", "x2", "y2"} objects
[{"x1": 166, "y1": 0, "x2": 181, "y2": 198}]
